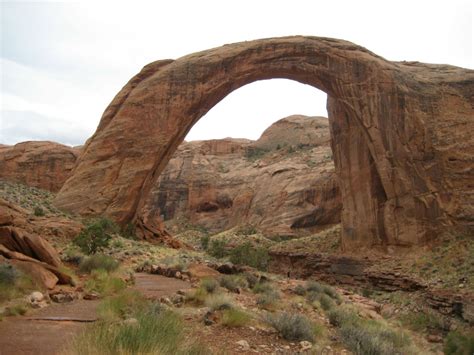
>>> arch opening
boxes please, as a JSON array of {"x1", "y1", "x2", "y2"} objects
[{"x1": 54, "y1": 36, "x2": 464, "y2": 250}]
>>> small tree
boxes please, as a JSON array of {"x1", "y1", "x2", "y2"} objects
[{"x1": 73, "y1": 218, "x2": 118, "y2": 255}]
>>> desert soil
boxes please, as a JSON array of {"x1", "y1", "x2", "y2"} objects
[{"x1": 0, "y1": 274, "x2": 191, "y2": 355}]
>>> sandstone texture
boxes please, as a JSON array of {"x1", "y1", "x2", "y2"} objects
[
  {"x1": 145, "y1": 115, "x2": 340, "y2": 236},
  {"x1": 54, "y1": 36, "x2": 474, "y2": 250},
  {"x1": 0, "y1": 141, "x2": 80, "y2": 192}
]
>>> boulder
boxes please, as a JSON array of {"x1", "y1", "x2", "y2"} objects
[
  {"x1": 23, "y1": 233, "x2": 61, "y2": 268},
  {"x1": 11, "y1": 260, "x2": 58, "y2": 289}
]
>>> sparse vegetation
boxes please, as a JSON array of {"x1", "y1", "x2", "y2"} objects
[
  {"x1": 444, "y1": 330, "x2": 474, "y2": 355},
  {"x1": 73, "y1": 217, "x2": 119, "y2": 255},
  {"x1": 84, "y1": 269, "x2": 126, "y2": 296},
  {"x1": 399, "y1": 308, "x2": 447, "y2": 333},
  {"x1": 207, "y1": 239, "x2": 227, "y2": 258},
  {"x1": 0, "y1": 264, "x2": 35, "y2": 302},
  {"x1": 229, "y1": 242, "x2": 270, "y2": 271},
  {"x1": 244, "y1": 147, "x2": 268, "y2": 161},
  {"x1": 71, "y1": 302, "x2": 208, "y2": 354},
  {"x1": 98, "y1": 289, "x2": 148, "y2": 321},
  {"x1": 200, "y1": 277, "x2": 219, "y2": 294},
  {"x1": 256, "y1": 290, "x2": 280, "y2": 310},
  {"x1": 205, "y1": 294, "x2": 234, "y2": 311},
  {"x1": 264, "y1": 312, "x2": 316, "y2": 342},
  {"x1": 33, "y1": 206, "x2": 45, "y2": 216},
  {"x1": 221, "y1": 308, "x2": 252, "y2": 327},
  {"x1": 79, "y1": 254, "x2": 119, "y2": 273}
]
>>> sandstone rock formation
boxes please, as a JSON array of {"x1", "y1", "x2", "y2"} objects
[
  {"x1": 146, "y1": 115, "x2": 340, "y2": 236},
  {"x1": 0, "y1": 141, "x2": 81, "y2": 192},
  {"x1": 54, "y1": 36, "x2": 474, "y2": 250}
]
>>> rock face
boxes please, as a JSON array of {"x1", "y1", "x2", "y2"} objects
[
  {"x1": 146, "y1": 115, "x2": 340, "y2": 236},
  {"x1": 0, "y1": 141, "x2": 80, "y2": 192},
  {"x1": 54, "y1": 36, "x2": 474, "y2": 250}
]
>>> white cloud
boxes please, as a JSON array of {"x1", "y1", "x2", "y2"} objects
[{"x1": 1, "y1": 0, "x2": 472, "y2": 145}]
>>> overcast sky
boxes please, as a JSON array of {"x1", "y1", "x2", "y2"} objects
[{"x1": 1, "y1": 0, "x2": 472, "y2": 146}]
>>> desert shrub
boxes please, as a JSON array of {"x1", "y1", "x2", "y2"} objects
[
  {"x1": 200, "y1": 278, "x2": 219, "y2": 294},
  {"x1": 256, "y1": 290, "x2": 280, "y2": 310},
  {"x1": 222, "y1": 308, "x2": 252, "y2": 327},
  {"x1": 0, "y1": 264, "x2": 35, "y2": 302},
  {"x1": 264, "y1": 312, "x2": 315, "y2": 342},
  {"x1": 73, "y1": 218, "x2": 119, "y2": 255},
  {"x1": 244, "y1": 273, "x2": 259, "y2": 288},
  {"x1": 219, "y1": 275, "x2": 247, "y2": 292},
  {"x1": 71, "y1": 303, "x2": 207, "y2": 354},
  {"x1": 306, "y1": 281, "x2": 324, "y2": 293},
  {"x1": 98, "y1": 289, "x2": 148, "y2": 321},
  {"x1": 327, "y1": 307, "x2": 359, "y2": 327},
  {"x1": 444, "y1": 330, "x2": 474, "y2": 355},
  {"x1": 205, "y1": 294, "x2": 234, "y2": 311},
  {"x1": 200, "y1": 234, "x2": 210, "y2": 250},
  {"x1": 339, "y1": 322, "x2": 410, "y2": 355},
  {"x1": 252, "y1": 281, "x2": 273, "y2": 294},
  {"x1": 62, "y1": 246, "x2": 84, "y2": 265},
  {"x1": 185, "y1": 287, "x2": 208, "y2": 306},
  {"x1": 244, "y1": 147, "x2": 268, "y2": 161},
  {"x1": 33, "y1": 206, "x2": 45, "y2": 217},
  {"x1": 318, "y1": 294, "x2": 336, "y2": 311},
  {"x1": 79, "y1": 254, "x2": 119, "y2": 273},
  {"x1": 294, "y1": 284, "x2": 306, "y2": 296},
  {"x1": 84, "y1": 269, "x2": 126, "y2": 296},
  {"x1": 207, "y1": 239, "x2": 227, "y2": 258},
  {"x1": 0, "y1": 264, "x2": 18, "y2": 286},
  {"x1": 229, "y1": 242, "x2": 270, "y2": 271},
  {"x1": 400, "y1": 309, "x2": 446, "y2": 332},
  {"x1": 3, "y1": 303, "x2": 28, "y2": 316}
]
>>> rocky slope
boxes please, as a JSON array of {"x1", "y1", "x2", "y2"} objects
[
  {"x1": 144, "y1": 115, "x2": 341, "y2": 237},
  {"x1": 0, "y1": 142, "x2": 80, "y2": 192}
]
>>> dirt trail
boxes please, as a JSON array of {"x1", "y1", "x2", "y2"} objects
[{"x1": 0, "y1": 274, "x2": 190, "y2": 355}]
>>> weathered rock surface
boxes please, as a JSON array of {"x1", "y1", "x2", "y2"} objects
[
  {"x1": 0, "y1": 141, "x2": 81, "y2": 192},
  {"x1": 146, "y1": 115, "x2": 340, "y2": 236},
  {"x1": 54, "y1": 36, "x2": 474, "y2": 250}
]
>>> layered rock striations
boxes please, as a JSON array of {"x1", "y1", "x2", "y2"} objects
[
  {"x1": 0, "y1": 142, "x2": 81, "y2": 192},
  {"x1": 145, "y1": 115, "x2": 341, "y2": 236},
  {"x1": 51, "y1": 36, "x2": 473, "y2": 249}
]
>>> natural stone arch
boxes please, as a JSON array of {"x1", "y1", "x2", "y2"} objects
[{"x1": 54, "y1": 36, "x2": 474, "y2": 250}]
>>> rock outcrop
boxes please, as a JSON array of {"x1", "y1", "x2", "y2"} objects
[
  {"x1": 54, "y1": 36, "x2": 474, "y2": 250},
  {"x1": 0, "y1": 141, "x2": 81, "y2": 192},
  {"x1": 146, "y1": 115, "x2": 340, "y2": 236}
]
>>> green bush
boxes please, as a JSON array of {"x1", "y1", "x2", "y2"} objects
[
  {"x1": 72, "y1": 303, "x2": 208, "y2": 354},
  {"x1": 84, "y1": 270, "x2": 126, "y2": 296},
  {"x1": 200, "y1": 278, "x2": 219, "y2": 294},
  {"x1": 306, "y1": 281, "x2": 324, "y2": 293},
  {"x1": 264, "y1": 312, "x2": 315, "y2": 342},
  {"x1": 244, "y1": 147, "x2": 268, "y2": 161},
  {"x1": 200, "y1": 234, "x2": 210, "y2": 250},
  {"x1": 207, "y1": 239, "x2": 227, "y2": 258},
  {"x1": 79, "y1": 254, "x2": 119, "y2": 273},
  {"x1": 400, "y1": 309, "x2": 446, "y2": 332},
  {"x1": 98, "y1": 290, "x2": 148, "y2": 321},
  {"x1": 444, "y1": 331, "x2": 474, "y2": 355},
  {"x1": 222, "y1": 308, "x2": 252, "y2": 327},
  {"x1": 229, "y1": 242, "x2": 270, "y2": 271},
  {"x1": 185, "y1": 287, "x2": 208, "y2": 306},
  {"x1": 73, "y1": 217, "x2": 119, "y2": 255},
  {"x1": 33, "y1": 206, "x2": 45, "y2": 217}
]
